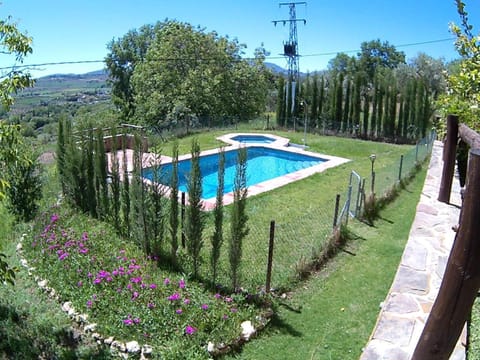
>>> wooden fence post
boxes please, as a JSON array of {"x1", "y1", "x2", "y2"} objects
[
  {"x1": 265, "y1": 220, "x2": 275, "y2": 293},
  {"x1": 438, "y1": 115, "x2": 459, "y2": 203},
  {"x1": 413, "y1": 148, "x2": 480, "y2": 359}
]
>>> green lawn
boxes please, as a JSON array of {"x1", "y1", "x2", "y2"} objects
[{"x1": 228, "y1": 166, "x2": 427, "y2": 359}]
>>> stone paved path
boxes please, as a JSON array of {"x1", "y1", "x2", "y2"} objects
[{"x1": 360, "y1": 141, "x2": 464, "y2": 360}]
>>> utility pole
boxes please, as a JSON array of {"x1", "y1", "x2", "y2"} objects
[{"x1": 272, "y1": 2, "x2": 306, "y2": 127}]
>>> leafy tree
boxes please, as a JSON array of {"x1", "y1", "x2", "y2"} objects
[
  {"x1": 105, "y1": 23, "x2": 161, "y2": 120},
  {"x1": 358, "y1": 39, "x2": 406, "y2": 82},
  {"x1": 131, "y1": 20, "x2": 270, "y2": 129},
  {"x1": 437, "y1": 0, "x2": 480, "y2": 130},
  {"x1": 0, "y1": 15, "x2": 35, "y2": 109},
  {"x1": 229, "y1": 147, "x2": 249, "y2": 290}
]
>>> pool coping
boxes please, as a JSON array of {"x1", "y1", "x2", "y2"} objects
[{"x1": 108, "y1": 134, "x2": 350, "y2": 211}]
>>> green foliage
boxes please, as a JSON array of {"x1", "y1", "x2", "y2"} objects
[
  {"x1": 229, "y1": 147, "x2": 249, "y2": 290},
  {"x1": 437, "y1": 0, "x2": 480, "y2": 130},
  {"x1": 211, "y1": 148, "x2": 225, "y2": 287},
  {"x1": 0, "y1": 15, "x2": 35, "y2": 109},
  {"x1": 358, "y1": 39, "x2": 406, "y2": 82},
  {"x1": 109, "y1": 20, "x2": 271, "y2": 128},
  {"x1": 4, "y1": 144, "x2": 42, "y2": 222},
  {"x1": 186, "y1": 139, "x2": 204, "y2": 278}
]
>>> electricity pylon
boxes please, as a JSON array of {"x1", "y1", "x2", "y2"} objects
[{"x1": 273, "y1": 2, "x2": 306, "y2": 125}]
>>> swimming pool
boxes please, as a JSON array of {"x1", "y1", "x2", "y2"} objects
[
  {"x1": 230, "y1": 134, "x2": 276, "y2": 144},
  {"x1": 143, "y1": 146, "x2": 327, "y2": 200}
]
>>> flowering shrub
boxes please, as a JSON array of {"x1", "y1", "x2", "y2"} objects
[{"x1": 24, "y1": 207, "x2": 259, "y2": 358}]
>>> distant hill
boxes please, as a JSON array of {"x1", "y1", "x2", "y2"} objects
[{"x1": 265, "y1": 62, "x2": 288, "y2": 75}]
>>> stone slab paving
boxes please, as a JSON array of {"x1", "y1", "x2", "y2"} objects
[{"x1": 360, "y1": 141, "x2": 464, "y2": 360}]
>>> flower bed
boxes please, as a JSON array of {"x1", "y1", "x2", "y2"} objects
[{"x1": 21, "y1": 206, "x2": 269, "y2": 358}]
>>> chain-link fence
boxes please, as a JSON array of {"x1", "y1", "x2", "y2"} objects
[{"x1": 193, "y1": 131, "x2": 436, "y2": 293}]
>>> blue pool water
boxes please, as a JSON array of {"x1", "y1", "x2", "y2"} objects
[
  {"x1": 143, "y1": 146, "x2": 326, "y2": 200},
  {"x1": 231, "y1": 134, "x2": 276, "y2": 144}
]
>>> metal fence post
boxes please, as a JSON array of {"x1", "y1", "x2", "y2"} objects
[
  {"x1": 333, "y1": 194, "x2": 341, "y2": 228},
  {"x1": 265, "y1": 220, "x2": 275, "y2": 293},
  {"x1": 398, "y1": 155, "x2": 404, "y2": 182}
]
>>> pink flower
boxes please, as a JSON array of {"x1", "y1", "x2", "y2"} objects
[
  {"x1": 147, "y1": 302, "x2": 155, "y2": 309},
  {"x1": 185, "y1": 325, "x2": 197, "y2": 335},
  {"x1": 179, "y1": 279, "x2": 185, "y2": 289},
  {"x1": 201, "y1": 304, "x2": 209, "y2": 311},
  {"x1": 131, "y1": 291, "x2": 139, "y2": 301},
  {"x1": 149, "y1": 283, "x2": 157, "y2": 289},
  {"x1": 184, "y1": 298, "x2": 191, "y2": 305},
  {"x1": 81, "y1": 232, "x2": 88, "y2": 241},
  {"x1": 50, "y1": 214, "x2": 59, "y2": 223},
  {"x1": 214, "y1": 293, "x2": 222, "y2": 299},
  {"x1": 176, "y1": 309, "x2": 183, "y2": 315},
  {"x1": 230, "y1": 308, "x2": 238, "y2": 313},
  {"x1": 86, "y1": 300, "x2": 93, "y2": 308},
  {"x1": 131, "y1": 276, "x2": 142, "y2": 283},
  {"x1": 123, "y1": 318, "x2": 133, "y2": 326},
  {"x1": 225, "y1": 297, "x2": 233, "y2": 303},
  {"x1": 164, "y1": 278, "x2": 171, "y2": 285},
  {"x1": 133, "y1": 317, "x2": 141, "y2": 324},
  {"x1": 77, "y1": 281, "x2": 83, "y2": 287}
]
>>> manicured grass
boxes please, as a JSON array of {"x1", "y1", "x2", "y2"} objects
[{"x1": 228, "y1": 166, "x2": 427, "y2": 359}]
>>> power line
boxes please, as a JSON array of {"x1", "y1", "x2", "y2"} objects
[{"x1": 0, "y1": 37, "x2": 457, "y2": 72}]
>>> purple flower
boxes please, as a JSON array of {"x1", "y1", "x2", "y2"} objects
[
  {"x1": 79, "y1": 248, "x2": 89, "y2": 254},
  {"x1": 50, "y1": 213, "x2": 59, "y2": 223},
  {"x1": 131, "y1": 291, "x2": 139, "y2": 301},
  {"x1": 123, "y1": 318, "x2": 134, "y2": 326},
  {"x1": 201, "y1": 304, "x2": 209, "y2": 311},
  {"x1": 58, "y1": 252, "x2": 69, "y2": 261},
  {"x1": 183, "y1": 298, "x2": 191, "y2": 305},
  {"x1": 131, "y1": 276, "x2": 142, "y2": 284},
  {"x1": 81, "y1": 232, "x2": 88, "y2": 241},
  {"x1": 167, "y1": 292, "x2": 180, "y2": 301},
  {"x1": 179, "y1": 279, "x2": 185, "y2": 289},
  {"x1": 225, "y1": 297, "x2": 233, "y2": 303},
  {"x1": 93, "y1": 278, "x2": 102, "y2": 285},
  {"x1": 176, "y1": 309, "x2": 183, "y2": 315},
  {"x1": 185, "y1": 325, "x2": 197, "y2": 335},
  {"x1": 230, "y1": 308, "x2": 238, "y2": 313},
  {"x1": 77, "y1": 281, "x2": 83, "y2": 287},
  {"x1": 222, "y1": 314, "x2": 228, "y2": 320},
  {"x1": 149, "y1": 283, "x2": 157, "y2": 289},
  {"x1": 133, "y1": 317, "x2": 141, "y2": 324},
  {"x1": 163, "y1": 278, "x2": 171, "y2": 285},
  {"x1": 86, "y1": 300, "x2": 93, "y2": 308},
  {"x1": 147, "y1": 302, "x2": 155, "y2": 309},
  {"x1": 214, "y1": 293, "x2": 222, "y2": 299}
]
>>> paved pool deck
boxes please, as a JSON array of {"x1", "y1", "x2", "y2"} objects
[{"x1": 360, "y1": 140, "x2": 465, "y2": 360}]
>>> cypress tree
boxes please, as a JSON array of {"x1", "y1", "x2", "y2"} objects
[
  {"x1": 343, "y1": 76, "x2": 351, "y2": 132},
  {"x1": 311, "y1": 74, "x2": 319, "y2": 127},
  {"x1": 169, "y1": 142, "x2": 180, "y2": 265},
  {"x1": 57, "y1": 115, "x2": 67, "y2": 194},
  {"x1": 85, "y1": 130, "x2": 97, "y2": 217},
  {"x1": 211, "y1": 147, "x2": 225, "y2": 287},
  {"x1": 229, "y1": 146, "x2": 249, "y2": 290},
  {"x1": 186, "y1": 139, "x2": 204, "y2": 279},
  {"x1": 353, "y1": 73, "x2": 362, "y2": 134},
  {"x1": 95, "y1": 128, "x2": 108, "y2": 219},
  {"x1": 363, "y1": 92, "x2": 370, "y2": 137},
  {"x1": 121, "y1": 133, "x2": 131, "y2": 236},
  {"x1": 276, "y1": 77, "x2": 286, "y2": 127},
  {"x1": 110, "y1": 130, "x2": 121, "y2": 230},
  {"x1": 335, "y1": 73, "x2": 344, "y2": 126},
  {"x1": 371, "y1": 73, "x2": 378, "y2": 137},
  {"x1": 148, "y1": 147, "x2": 165, "y2": 256},
  {"x1": 318, "y1": 76, "x2": 325, "y2": 127}
]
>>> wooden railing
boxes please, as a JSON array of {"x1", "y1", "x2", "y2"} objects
[{"x1": 413, "y1": 115, "x2": 480, "y2": 359}]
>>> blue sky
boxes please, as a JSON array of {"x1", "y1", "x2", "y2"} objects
[{"x1": 1, "y1": 0, "x2": 479, "y2": 78}]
